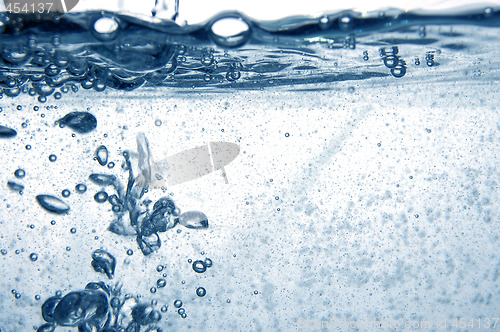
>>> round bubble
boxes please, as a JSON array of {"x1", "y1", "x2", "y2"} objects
[
  {"x1": 174, "y1": 300, "x2": 182, "y2": 308},
  {"x1": 192, "y1": 260, "x2": 207, "y2": 273},
  {"x1": 196, "y1": 287, "x2": 206, "y2": 297}
]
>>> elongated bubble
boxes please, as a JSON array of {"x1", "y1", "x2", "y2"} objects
[
  {"x1": 36, "y1": 195, "x2": 70, "y2": 214},
  {"x1": 57, "y1": 112, "x2": 97, "y2": 134},
  {"x1": 179, "y1": 211, "x2": 209, "y2": 229}
]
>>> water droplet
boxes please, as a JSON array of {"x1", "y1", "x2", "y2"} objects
[
  {"x1": 254, "y1": 290, "x2": 258, "y2": 295},
  {"x1": 91, "y1": 249, "x2": 116, "y2": 279},
  {"x1": 192, "y1": 260, "x2": 207, "y2": 273},
  {"x1": 156, "y1": 265, "x2": 164, "y2": 272},
  {"x1": 49, "y1": 154, "x2": 57, "y2": 162},
  {"x1": 70, "y1": 228, "x2": 77, "y2": 234},
  {"x1": 179, "y1": 211, "x2": 208, "y2": 229},
  {"x1": 177, "y1": 308, "x2": 185, "y2": 315},
  {"x1": 196, "y1": 287, "x2": 206, "y2": 297},
  {"x1": 1, "y1": 249, "x2": 7, "y2": 255},
  {"x1": 127, "y1": 249, "x2": 133, "y2": 256},
  {"x1": 160, "y1": 305, "x2": 168, "y2": 313},
  {"x1": 75, "y1": 183, "x2": 87, "y2": 193},
  {"x1": 95, "y1": 145, "x2": 108, "y2": 166},
  {"x1": 14, "y1": 168, "x2": 26, "y2": 178},
  {"x1": 36, "y1": 195, "x2": 70, "y2": 214},
  {"x1": 174, "y1": 300, "x2": 182, "y2": 308},
  {"x1": 150, "y1": 287, "x2": 157, "y2": 293},
  {"x1": 50, "y1": 220, "x2": 56, "y2": 225},
  {"x1": 35, "y1": 295, "x2": 41, "y2": 300},
  {"x1": 56, "y1": 112, "x2": 97, "y2": 134},
  {"x1": 61, "y1": 189, "x2": 70, "y2": 197},
  {"x1": 181, "y1": 313, "x2": 187, "y2": 318},
  {"x1": 94, "y1": 191, "x2": 109, "y2": 203},
  {"x1": 30, "y1": 253, "x2": 38, "y2": 261},
  {"x1": 285, "y1": 133, "x2": 290, "y2": 137},
  {"x1": 0, "y1": 124, "x2": 18, "y2": 138}
]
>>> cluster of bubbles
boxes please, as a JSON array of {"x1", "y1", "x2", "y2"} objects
[{"x1": 37, "y1": 281, "x2": 165, "y2": 332}]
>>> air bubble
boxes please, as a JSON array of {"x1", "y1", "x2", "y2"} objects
[
  {"x1": 94, "y1": 191, "x2": 109, "y2": 203},
  {"x1": 14, "y1": 168, "x2": 26, "y2": 178},
  {"x1": 157, "y1": 278, "x2": 167, "y2": 288},
  {"x1": 49, "y1": 154, "x2": 57, "y2": 162},
  {"x1": 209, "y1": 15, "x2": 251, "y2": 48},
  {"x1": 155, "y1": 119, "x2": 162, "y2": 126},
  {"x1": 30, "y1": 253, "x2": 38, "y2": 261},
  {"x1": 196, "y1": 287, "x2": 206, "y2": 297},
  {"x1": 93, "y1": 16, "x2": 120, "y2": 40},
  {"x1": 174, "y1": 300, "x2": 182, "y2": 308},
  {"x1": 75, "y1": 183, "x2": 87, "y2": 193},
  {"x1": 192, "y1": 260, "x2": 207, "y2": 273}
]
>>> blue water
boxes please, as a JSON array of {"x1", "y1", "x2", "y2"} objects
[{"x1": 0, "y1": 6, "x2": 499, "y2": 332}]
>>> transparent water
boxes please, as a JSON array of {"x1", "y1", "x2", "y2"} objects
[{"x1": 0, "y1": 4, "x2": 499, "y2": 332}]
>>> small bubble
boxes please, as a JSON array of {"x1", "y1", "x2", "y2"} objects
[
  {"x1": 150, "y1": 287, "x2": 157, "y2": 294},
  {"x1": 50, "y1": 220, "x2": 56, "y2": 225},
  {"x1": 75, "y1": 183, "x2": 87, "y2": 193},
  {"x1": 54, "y1": 92, "x2": 62, "y2": 100},
  {"x1": 415, "y1": 214, "x2": 419, "y2": 218},
  {"x1": 254, "y1": 290, "x2": 258, "y2": 295},
  {"x1": 25, "y1": 145, "x2": 31, "y2": 150},
  {"x1": 157, "y1": 278, "x2": 167, "y2": 288},
  {"x1": 38, "y1": 96, "x2": 47, "y2": 103},
  {"x1": 127, "y1": 249, "x2": 133, "y2": 256},
  {"x1": 14, "y1": 169, "x2": 26, "y2": 178},
  {"x1": 29, "y1": 253, "x2": 38, "y2": 261},
  {"x1": 35, "y1": 295, "x2": 41, "y2": 300},
  {"x1": 66, "y1": 246, "x2": 71, "y2": 251},
  {"x1": 156, "y1": 265, "x2": 164, "y2": 272},
  {"x1": 1, "y1": 249, "x2": 7, "y2": 255},
  {"x1": 70, "y1": 228, "x2": 77, "y2": 234},
  {"x1": 15, "y1": 293, "x2": 21, "y2": 299},
  {"x1": 174, "y1": 300, "x2": 183, "y2": 308},
  {"x1": 425, "y1": 128, "x2": 432, "y2": 133},
  {"x1": 285, "y1": 133, "x2": 290, "y2": 137},
  {"x1": 181, "y1": 280, "x2": 186, "y2": 284},
  {"x1": 61, "y1": 189, "x2": 70, "y2": 197},
  {"x1": 21, "y1": 122, "x2": 28, "y2": 128},
  {"x1": 275, "y1": 196, "x2": 279, "y2": 200},
  {"x1": 181, "y1": 313, "x2": 187, "y2": 318},
  {"x1": 196, "y1": 287, "x2": 206, "y2": 297},
  {"x1": 55, "y1": 291, "x2": 62, "y2": 297},
  {"x1": 110, "y1": 297, "x2": 120, "y2": 308},
  {"x1": 29, "y1": 224, "x2": 35, "y2": 229},
  {"x1": 192, "y1": 260, "x2": 207, "y2": 273},
  {"x1": 161, "y1": 305, "x2": 168, "y2": 313},
  {"x1": 227, "y1": 299, "x2": 231, "y2": 303},
  {"x1": 204, "y1": 258, "x2": 213, "y2": 267},
  {"x1": 178, "y1": 308, "x2": 185, "y2": 315},
  {"x1": 94, "y1": 191, "x2": 108, "y2": 203},
  {"x1": 33, "y1": 106, "x2": 39, "y2": 111},
  {"x1": 16, "y1": 105, "x2": 22, "y2": 110},
  {"x1": 377, "y1": 143, "x2": 381, "y2": 147},
  {"x1": 107, "y1": 162, "x2": 115, "y2": 169},
  {"x1": 49, "y1": 154, "x2": 57, "y2": 162},
  {"x1": 155, "y1": 119, "x2": 162, "y2": 126},
  {"x1": 348, "y1": 86, "x2": 355, "y2": 93},
  {"x1": 188, "y1": 258, "x2": 192, "y2": 263},
  {"x1": 409, "y1": 176, "x2": 413, "y2": 179}
]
